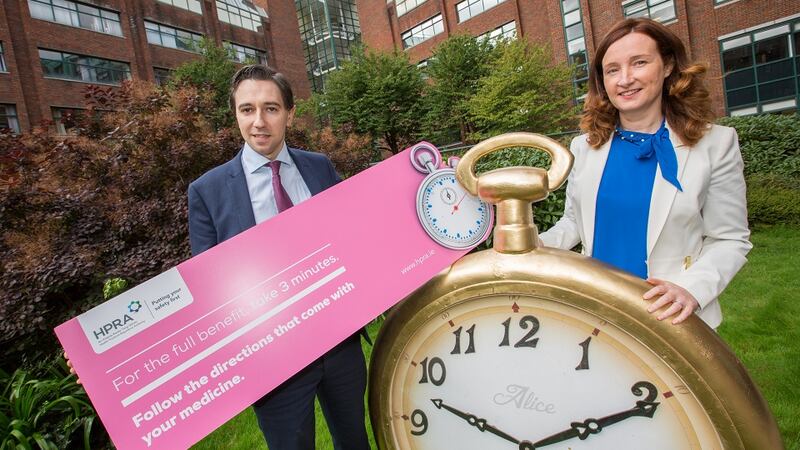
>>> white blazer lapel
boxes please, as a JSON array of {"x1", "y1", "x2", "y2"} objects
[
  {"x1": 580, "y1": 138, "x2": 612, "y2": 255},
  {"x1": 646, "y1": 123, "x2": 691, "y2": 256}
]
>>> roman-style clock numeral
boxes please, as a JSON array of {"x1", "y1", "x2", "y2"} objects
[
  {"x1": 451, "y1": 324, "x2": 476, "y2": 354},
  {"x1": 418, "y1": 356, "x2": 447, "y2": 386},
  {"x1": 499, "y1": 315, "x2": 540, "y2": 348},
  {"x1": 409, "y1": 409, "x2": 428, "y2": 436},
  {"x1": 576, "y1": 336, "x2": 591, "y2": 370}
]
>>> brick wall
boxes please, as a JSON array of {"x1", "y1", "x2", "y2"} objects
[
  {"x1": 0, "y1": 0, "x2": 311, "y2": 131},
  {"x1": 358, "y1": 0, "x2": 800, "y2": 117}
]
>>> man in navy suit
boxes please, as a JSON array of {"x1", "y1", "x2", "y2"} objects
[{"x1": 188, "y1": 65, "x2": 370, "y2": 450}]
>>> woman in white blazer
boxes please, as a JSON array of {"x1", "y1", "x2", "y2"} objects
[{"x1": 540, "y1": 18, "x2": 751, "y2": 329}]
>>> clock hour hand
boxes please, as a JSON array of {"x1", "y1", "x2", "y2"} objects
[
  {"x1": 523, "y1": 381, "x2": 660, "y2": 449},
  {"x1": 431, "y1": 399, "x2": 521, "y2": 445}
]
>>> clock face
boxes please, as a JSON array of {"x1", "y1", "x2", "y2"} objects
[
  {"x1": 384, "y1": 294, "x2": 723, "y2": 450},
  {"x1": 416, "y1": 170, "x2": 492, "y2": 250}
]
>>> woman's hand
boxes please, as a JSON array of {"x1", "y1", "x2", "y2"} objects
[
  {"x1": 64, "y1": 352, "x2": 82, "y2": 384},
  {"x1": 643, "y1": 278, "x2": 699, "y2": 324}
]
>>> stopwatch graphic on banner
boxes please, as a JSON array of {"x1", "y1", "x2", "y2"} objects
[{"x1": 410, "y1": 142, "x2": 492, "y2": 250}]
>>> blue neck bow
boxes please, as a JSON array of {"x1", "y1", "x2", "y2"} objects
[{"x1": 616, "y1": 120, "x2": 683, "y2": 192}]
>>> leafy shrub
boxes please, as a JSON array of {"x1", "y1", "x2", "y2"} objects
[
  {"x1": 718, "y1": 114, "x2": 800, "y2": 225},
  {"x1": 287, "y1": 116, "x2": 374, "y2": 178},
  {"x1": 718, "y1": 114, "x2": 800, "y2": 179},
  {"x1": 0, "y1": 356, "x2": 103, "y2": 450},
  {"x1": 0, "y1": 81, "x2": 238, "y2": 369},
  {"x1": 745, "y1": 173, "x2": 800, "y2": 225},
  {"x1": 102, "y1": 278, "x2": 129, "y2": 300},
  {"x1": 473, "y1": 146, "x2": 566, "y2": 233}
]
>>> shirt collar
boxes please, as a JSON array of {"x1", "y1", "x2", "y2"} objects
[{"x1": 241, "y1": 142, "x2": 293, "y2": 174}]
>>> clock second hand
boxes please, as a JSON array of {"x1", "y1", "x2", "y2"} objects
[
  {"x1": 431, "y1": 399, "x2": 521, "y2": 445},
  {"x1": 522, "y1": 381, "x2": 661, "y2": 449},
  {"x1": 451, "y1": 193, "x2": 467, "y2": 214}
]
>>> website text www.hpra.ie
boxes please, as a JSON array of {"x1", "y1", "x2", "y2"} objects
[{"x1": 400, "y1": 249, "x2": 436, "y2": 275}]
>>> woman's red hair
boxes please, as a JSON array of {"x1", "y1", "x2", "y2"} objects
[{"x1": 581, "y1": 18, "x2": 715, "y2": 147}]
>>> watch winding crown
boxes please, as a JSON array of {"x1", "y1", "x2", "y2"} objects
[{"x1": 456, "y1": 133, "x2": 573, "y2": 254}]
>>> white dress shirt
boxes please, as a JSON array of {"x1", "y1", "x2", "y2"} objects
[{"x1": 241, "y1": 142, "x2": 312, "y2": 224}]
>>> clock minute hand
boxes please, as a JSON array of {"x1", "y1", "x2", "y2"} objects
[
  {"x1": 527, "y1": 381, "x2": 661, "y2": 449},
  {"x1": 431, "y1": 399, "x2": 521, "y2": 445}
]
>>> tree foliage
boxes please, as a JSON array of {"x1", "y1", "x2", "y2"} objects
[
  {"x1": 423, "y1": 34, "x2": 496, "y2": 144},
  {"x1": 169, "y1": 38, "x2": 239, "y2": 130},
  {"x1": 467, "y1": 39, "x2": 579, "y2": 141},
  {"x1": 315, "y1": 48, "x2": 426, "y2": 154},
  {"x1": 0, "y1": 81, "x2": 238, "y2": 369}
]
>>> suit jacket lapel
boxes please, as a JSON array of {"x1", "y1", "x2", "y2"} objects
[
  {"x1": 580, "y1": 138, "x2": 612, "y2": 255},
  {"x1": 289, "y1": 148, "x2": 323, "y2": 195},
  {"x1": 226, "y1": 149, "x2": 256, "y2": 232},
  {"x1": 646, "y1": 123, "x2": 690, "y2": 256}
]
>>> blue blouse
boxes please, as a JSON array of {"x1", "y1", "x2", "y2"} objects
[{"x1": 593, "y1": 126, "x2": 663, "y2": 279}]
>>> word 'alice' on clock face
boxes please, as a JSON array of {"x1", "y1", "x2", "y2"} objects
[
  {"x1": 417, "y1": 172, "x2": 491, "y2": 249},
  {"x1": 386, "y1": 294, "x2": 723, "y2": 450}
]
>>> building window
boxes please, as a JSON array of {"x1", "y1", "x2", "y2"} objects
[
  {"x1": 28, "y1": 0, "x2": 123, "y2": 36},
  {"x1": 622, "y1": 0, "x2": 676, "y2": 23},
  {"x1": 216, "y1": 0, "x2": 266, "y2": 32},
  {"x1": 0, "y1": 104, "x2": 20, "y2": 134},
  {"x1": 479, "y1": 21, "x2": 516, "y2": 45},
  {"x1": 296, "y1": 0, "x2": 362, "y2": 92},
  {"x1": 561, "y1": 0, "x2": 588, "y2": 98},
  {"x1": 721, "y1": 21, "x2": 799, "y2": 115},
  {"x1": 224, "y1": 42, "x2": 268, "y2": 64},
  {"x1": 39, "y1": 49, "x2": 131, "y2": 85},
  {"x1": 0, "y1": 42, "x2": 7, "y2": 72},
  {"x1": 145, "y1": 21, "x2": 203, "y2": 53},
  {"x1": 396, "y1": 0, "x2": 426, "y2": 17},
  {"x1": 456, "y1": 0, "x2": 507, "y2": 23},
  {"x1": 401, "y1": 14, "x2": 444, "y2": 49},
  {"x1": 157, "y1": 0, "x2": 202, "y2": 14},
  {"x1": 153, "y1": 67, "x2": 172, "y2": 86},
  {"x1": 51, "y1": 107, "x2": 82, "y2": 134}
]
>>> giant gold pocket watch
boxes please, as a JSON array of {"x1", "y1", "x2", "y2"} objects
[{"x1": 369, "y1": 133, "x2": 782, "y2": 449}]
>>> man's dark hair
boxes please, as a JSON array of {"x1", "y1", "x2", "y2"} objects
[{"x1": 229, "y1": 64, "x2": 294, "y2": 112}]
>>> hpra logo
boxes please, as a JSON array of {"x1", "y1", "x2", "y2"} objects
[{"x1": 93, "y1": 302, "x2": 140, "y2": 341}]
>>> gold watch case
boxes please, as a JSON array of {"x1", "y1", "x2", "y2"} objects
[{"x1": 368, "y1": 133, "x2": 782, "y2": 450}]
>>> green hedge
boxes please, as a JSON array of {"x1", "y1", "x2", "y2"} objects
[
  {"x1": 718, "y1": 114, "x2": 800, "y2": 179},
  {"x1": 718, "y1": 114, "x2": 800, "y2": 225}
]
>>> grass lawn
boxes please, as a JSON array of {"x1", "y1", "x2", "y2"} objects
[{"x1": 192, "y1": 225, "x2": 799, "y2": 450}]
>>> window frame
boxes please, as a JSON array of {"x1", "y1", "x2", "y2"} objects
[
  {"x1": 0, "y1": 42, "x2": 7, "y2": 72},
  {"x1": 224, "y1": 41, "x2": 268, "y2": 65},
  {"x1": 144, "y1": 20, "x2": 204, "y2": 53},
  {"x1": 455, "y1": 0, "x2": 507, "y2": 23},
  {"x1": 215, "y1": 0, "x2": 266, "y2": 32},
  {"x1": 156, "y1": 0, "x2": 202, "y2": 15},
  {"x1": 621, "y1": 0, "x2": 677, "y2": 24},
  {"x1": 396, "y1": 0, "x2": 426, "y2": 17},
  {"x1": 0, "y1": 104, "x2": 20, "y2": 134},
  {"x1": 560, "y1": 0, "x2": 589, "y2": 99},
  {"x1": 153, "y1": 67, "x2": 172, "y2": 86},
  {"x1": 719, "y1": 19, "x2": 800, "y2": 115},
  {"x1": 39, "y1": 48, "x2": 131, "y2": 85},
  {"x1": 27, "y1": 0, "x2": 123, "y2": 36},
  {"x1": 401, "y1": 14, "x2": 444, "y2": 49},
  {"x1": 478, "y1": 21, "x2": 517, "y2": 45}
]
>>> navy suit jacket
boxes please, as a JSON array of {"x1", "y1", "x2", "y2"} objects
[{"x1": 188, "y1": 146, "x2": 341, "y2": 256}]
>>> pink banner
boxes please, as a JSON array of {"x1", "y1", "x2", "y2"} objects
[{"x1": 55, "y1": 147, "x2": 483, "y2": 450}]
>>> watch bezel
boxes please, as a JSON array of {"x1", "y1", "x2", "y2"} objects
[{"x1": 369, "y1": 247, "x2": 782, "y2": 450}]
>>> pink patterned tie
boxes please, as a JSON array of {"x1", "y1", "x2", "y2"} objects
[{"x1": 267, "y1": 160, "x2": 294, "y2": 212}]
